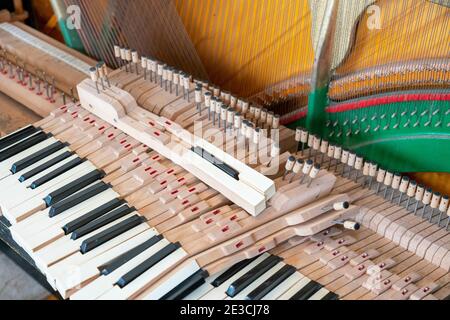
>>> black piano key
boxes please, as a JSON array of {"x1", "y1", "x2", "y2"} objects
[
  {"x1": 80, "y1": 215, "x2": 145, "y2": 254},
  {"x1": 289, "y1": 281, "x2": 323, "y2": 300},
  {"x1": 19, "y1": 151, "x2": 73, "y2": 182},
  {"x1": 100, "y1": 235, "x2": 163, "y2": 275},
  {"x1": 71, "y1": 204, "x2": 135, "y2": 240},
  {"x1": 211, "y1": 257, "x2": 258, "y2": 287},
  {"x1": 10, "y1": 141, "x2": 66, "y2": 174},
  {"x1": 160, "y1": 269, "x2": 209, "y2": 300},
  {"x1": 226, "y1": 255, "x2": 282, "y2": 297},
  {"x1": 48, "y1": 179, "x2": 109, "y2": 217},
  {"x1": 0, "y1": 131, "x2": 49, "y2": 162},
  {"x1": 0, "y1": 125, "x2": 38, "y2": 151},
  {"x1": 190, "y1": 146, "x2": 239, "y2": 180},
  {"x1": 116, "y1": 242, "x2": 181, "y2": 288},
  {"x1": 45, "y1": 169, "x2": 106, "y2": 207},
  {"x1": 62, "y1": 198, "x2": 125, "y2": 235},
  {"x1": 246, "y1": 265, "x2": 296, "y2": 300},
  {"x1": 29, "y1": 157, "x2": 83, "y2": 189},
  {"x1": 322, "y1": 292, "x2": 339, "y2": 300}
]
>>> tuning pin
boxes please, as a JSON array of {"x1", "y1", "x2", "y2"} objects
[
  {"x1": 215, "y1": 99, "x2": 223, "y2": 127},
  {"x1": 332, "y1": 146, "x2": 342, "y2": 172},
  {"x1": 283, "y1": 156, "x2": 296, "y2": 180},
  {"x1": 413, "y1": 184, "x2": 425, "y2": 215},
  {"x1": 245, "y1": 122, "x2": 253, "y2": 152},
  {"x1": 183, "y1": 74, "x2": 191, "y2": 102},
  {"x1": 210, "y1": 97, "x2": 217, "y2": 125},
  {"x1": 300, "y1": 128, "x2": 308, "y2": 156},
  {"x1": 131, "y1": 50, "x2": 139, "y2": 75},
  {"x1": 125, "y1": 48, "x2": 132, "y2": 73},
  {"x1": 221, "y1": 104, "x2": 228, "y2": 129},
  {"x1": 162, "y1": 66, "x2": 168, "y2": 91},
  {"x1": 382, "y1": 171, "x2": 394, "y2": 198},
  {"x1": 89, "y1": 66, "x2": 99, "y2": 94},
  {"x1": 230, "y1": 95, "x2": 237, "y2": 109},
  {"x1": 428, "y1": 192, "x2": 441, "y2": 222},
  {"x1": 227, "y1": 108, "x2": 235, "y2": 134},
  {"x1": 405, "y1": 180, "x2": 417, "y2": 210},
  {"x1": 141, "y1": 56, "x2": 147, "y2": 80},
  {"x1": 326, "y1": 144, "x2": 335, "y2": 169},
  {"x1": 120, "y1": 47, "x2": 127, "y2": 72},
  {"x1": 241, "y1": 100, "x2": 249, "y2": 115},
  {"x1": 167, "y1": 67, "x2": 174, "y2": 93},
  {"x1": 114, "y1": 45, "x2": 121, "y2": 69},
  {"x1": 195, "y1": 85, "x2": 202, "y2": 114},
  {"x1": 203, "y1": 91, "x2": 211, "y2": 120},
  {"x1": 213, "y1": 86, "x2": 220, "y2": 98},
  {"x1": 248, "y1": 105, "x2": 256, "y2": 121},
  {"x1": 389, "y1": 173, "x2": 401, "y2": 201},
  {"x1": 438, "y1": 196, "x2": 449, "y2": 227},
  {"x1": 361, "y1": 161, "x2": 370, "y2": 187},
  {"x1": 300, "y1": 159, "x2": 313, "y2": 184},
  {"x1": 266, "y1": 111, "x2": 274, "y2": 130},
  {"x1": 307, "y1": 163, "x2": 321, "y2": 187},
  {"x1": 101, "y1": 62, "x2": 110, "y2": 87},
  {"x1": 419, "y1": 188, "x2": 432, "y2": 218},
  {"x1": 254, "y1": 107, "x2": 261, "y2": 126},
  {"x1": 375, "y1": 168, "x2": 386, "y2": 194},
  {"x1": 266, "y1": 143, "x2": 280, "y2": 167},
  {"x1": 397, "y1": 176, "x2": 410, "y2": 205},
  {"x1": 368, "y1": 163, "x2": 378, "y2": 189},
  {"x1": 307, "y1": 134, "x2": 314, "y2": 158},
  {"x1": 334, "y1": 220, "x2": 360, "y2": 231},
  {"x1": 295, "y1": 127, "x2": 302, "y2": 154},
  {"x1": 312, "y1": 135, "x2": 321, "y2": 162},
  {"x1": 96, "y1": 62, "x2": 105, "y2": 90},
  {"x1": 157, "y1": 63, "x2": 164, "y2": 87},
  {"x1": 352, "y1": 155, "x2": 363, "y2": 182},
  {"x1": 340, "y1": 149, "x2": 349, "y2": 176},
  {"x1": 62, "y1": 92, "x2": 66, "y2": 105},
  {"x1": 234, "y1": 112, "x2": 242, "y2": 136},
  {"x1": 289, "y1": 159, "x2": 304, "y2": 183},
  {"x1": 319, "y1": 139, "x2": 329, "y2": 165},
  {"x1": 260, "y1": 108, "x2": 267, "y2": 129}
]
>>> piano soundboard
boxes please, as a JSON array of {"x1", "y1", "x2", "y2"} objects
[{"x1": 0, "y1": 22, "x2": 449, "y2": 301}]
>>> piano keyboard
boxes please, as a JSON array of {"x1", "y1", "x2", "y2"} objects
[{"x1": 0, "y1": 46, "x2": 449, "y2": 301}]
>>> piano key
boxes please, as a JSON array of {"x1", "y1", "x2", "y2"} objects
[
  {"x1": 70, "y1": 236, "x2": 169, "y2": 300},
  {"x1": 191, "y1": 146, "x2": 239, "y2": 180},
  {"x1": 159, "y1": 269, "x2": 209, "y2": 300},
  {"x1": 45, "y1": 170, "x2": 106, "y2": 209},
  {"x1": 116, "y1": 242, "x2": 181, "y2": 288},
  {"x1": 0, "y1": 136, "x2": 59, "y2": 179},
  {"x1": 182, "y1": 274, "x2": 221, "y2": 300},
  {"x1": 211, "y1": 257, "x2": 259, "y2": 287},
  {"x1": 289, "y1": 280, "x2": 323, "y2": 300},
  {"x1": 30, "y1": 157, "x2": 84, "y2": 189},
  {"x1": 277, "y1": 277, "x2": 312, "y2": 300},
  {"x1": 0, "y1": 125, "x2": 39, "y2": 151},
  {"x1": 0, "y1": 131, "x2": 49, "y2": 162},
  {"x1": 63, "y1": 198, "x2": 125, "y2": 235},
  {"x1": 71, "y1": 204, "x2": 135, "y2": 240},
  {"x1": 245, "y1": 264, "x2": 296, "y2": 300},
  {"x1": 226, "y1": 255, "x2": 282, "y2": 297},
  {"x1": 100, "y1": 234, "x2": 163, "y2": 275},
  {"x1": 308, "y1": 287, "x2": 332, "y2": 300},
  {"x1": 10, "y1": 141, "x2": 66, "y2": 174},
  {"x1": 230, "y1": 262, "x2": 286, "y2": 300},
  {"x1": 35, "y1": 212, "x2": 140, "y2": 271},
  {"x1": 13, "y1": 189, "x2": 120, "y2": 252},
  {"x1": 18, "y1": 151, "x2": 73, "y2": 182},
  {"x1": 262, "y1": 272, "x2": 304, "y2": 300},
  {"x1": 80, "y1": 215, "x2": 146, "y2": 254},
  {"x1": 3, "y1": 162, "x2": 97, "y2": 222},
  {"x1": 321, "y1": 292, "x2": 339, "y2": 300},
  {"x1": 0, "y1": 148, "x2": 70, "y2": 191},
  {"x1": 200, "y1": 254, "x2": 270, "y2": 300}
]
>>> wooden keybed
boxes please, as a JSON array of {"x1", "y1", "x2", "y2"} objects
[{"x1": 0, "y1": 25, "x2": 449, "y2": 301}]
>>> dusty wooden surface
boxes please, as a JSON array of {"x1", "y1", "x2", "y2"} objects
[{"x1": 0, "y1": 92, "x2": 41, "y2": 136}]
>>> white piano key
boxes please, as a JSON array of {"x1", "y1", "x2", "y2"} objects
[
  {"x1": 308, "y1": 287, "x2": 330, "y2": 300},
  {"x1": 34, "y1": 212, "x2": 138, "y2": 272},
  {"x1": 0, "y1": 137, "x2": 58, "y2": 179},
  {"x1": 200, "y1": 253, "x2": 270, "y2": 300},
  {"x1": 277, "y1": 277, "x2": 311, "y2": 300},
  {"x1": 16, "y1": 189, "x2": 119, "y2": 252},
  {"x1": 49, "y1": 224, "x2": 153, "y2": 297},
  {"x1": 0, "y1": 148, "x2": 71, "y2": 190},
  {"x1": 262, "y1": 271, "x2": 304, "y2": 300},
  {"x1": 70, "y1": 238, "x2": 169, "y2": 300},
  {"x1": 228, "y1": 262, "x2": 286, "y2": 300},
  {"x1": 99, "y1": 247, "x2": 190, "y2": 300}
]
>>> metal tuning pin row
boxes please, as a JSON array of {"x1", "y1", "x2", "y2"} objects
[
  {"x1": 89, "y1": 62, "x2": 111, "y2": 94},
  {"x1": 282, "y1": 155, "x2": 320, "y2": 188},
  {"x1": 295, "y1": 128, "x2": 450, "y2": 230}
]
